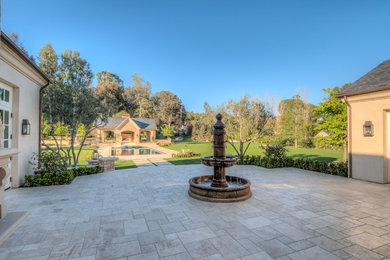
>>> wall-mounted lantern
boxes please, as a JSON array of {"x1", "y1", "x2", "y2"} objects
[
  {"x1": 363, "y1": 121, "x2": 374, "y2": 137},
  {"x1": 21, "y1": 119, "x2": 30, "y2": 135}
]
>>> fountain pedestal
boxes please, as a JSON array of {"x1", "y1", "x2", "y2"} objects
[{"x1": 188, "y1": 114, "x2": 251, "y2": 202}]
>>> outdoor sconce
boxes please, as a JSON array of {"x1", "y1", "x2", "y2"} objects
[
  {"x1": 21, "y1": 119, "x2": 30, "y2": 135},
  {"x1": 363, "y1": 121, "x2": 374, "y2": 137}
]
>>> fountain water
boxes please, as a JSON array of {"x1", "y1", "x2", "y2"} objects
[{"x1": 188, "y1": 114, "x2": 251, "y2": 202}]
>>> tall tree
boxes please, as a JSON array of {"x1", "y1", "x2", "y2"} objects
[
  {"x1": 313, "y1": 84, "x2": 350, "y2": 161},
  {"x1": 224, "y1": 95, "x2": 272, "y2": 158},
  {"x1": 190, "y1": 102, "x2": 216, "y2": 142},
  {"x1": 39, "y1": 43, "x2": 58, "y2": 80},
  {"x1": 95, "y1": 71, "x2": 125, "y2": 116},
  {"x1": 96, "y1": 70, "x2": 123, "y2": 85},
  {"x1": 125, "y1": 73, "x2": 154, "y2": 117},
  {"x1": 39, "y1": 44, "x2": 64, "y2": 147},
  {"x1": 154, "y1": 91, "x2": 185, "y2": 127},
  {"x1": 42, "y1": 49, "x2": 107, "y2": 166},
  {"x1": 278, "y1": 94, "x2": 315, "y2": 148}
]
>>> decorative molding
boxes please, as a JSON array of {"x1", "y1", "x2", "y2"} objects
[{"x1": 0, "y1": 43, "x2": 47, "y2": 86}]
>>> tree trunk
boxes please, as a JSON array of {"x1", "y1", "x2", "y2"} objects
[{"x1": 294, "y1": 138, "x2": 298, "y2": 148}]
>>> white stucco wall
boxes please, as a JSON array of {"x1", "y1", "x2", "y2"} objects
[
  {"x1": 347, "y1": 89, "x2": 390, "y2": 183},
  {"x1": 0, "y1": 39, "x2": 47, "y2": 187}
]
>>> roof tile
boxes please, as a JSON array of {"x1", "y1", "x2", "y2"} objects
[{"x1": 340, "y1": 60, "x2": 390, "y2": 95}]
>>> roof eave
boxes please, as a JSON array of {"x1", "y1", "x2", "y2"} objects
[
  {"x1": 141, "y1": 128, "x2": 157, "y2": 131},
  {"x1": 336, "y1": 85, "x2": 390, "y2": 98},
  {"x1": 1, "y1": 31, "x2": 50, "y2": 84}
]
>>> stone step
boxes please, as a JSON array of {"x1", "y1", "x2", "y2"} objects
[
  {"x1": 148, "y1": 159, "x2": 173, "y2": 166},
  {"x1": 129, "y1": 158, "x2": 173, "y2": 167},
  {"x1": 132, "y1": 159, "x2": 155, "y2": 167}
]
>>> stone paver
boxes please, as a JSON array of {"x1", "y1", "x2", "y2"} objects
[
  {"x1": 1, "y1": 164, "x2": 390, "y2": 259},
  {"x1": 258, "y1": 238, "x2": 295, "y2": 258},
  {"x1": 288, "y1": 246, "x2": 340, "y2": 260},
  {"x1": 184, "y1": 239, "x2": 219, "y2": 258},
  {"x1": 177, "y1": 227, "x2": 216, "y2": 244}
]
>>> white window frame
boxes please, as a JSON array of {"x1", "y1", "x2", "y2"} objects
[{"x1": 0, "y1": 83, "x2": 12, "y2": 149}]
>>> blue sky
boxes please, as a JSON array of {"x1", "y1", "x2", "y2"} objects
[{"x1": 2, "y1": 0, "x2": 390, "y2": 112}]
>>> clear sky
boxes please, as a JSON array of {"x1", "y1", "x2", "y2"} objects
[{"x1": 2, "y1": 0, "x2": 390, "y2": 112}]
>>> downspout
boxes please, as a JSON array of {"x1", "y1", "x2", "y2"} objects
[
  {"x1": 343, "y1": 96, "x2": 352, "y2": 178},
  {"x1": 38, "y1": 82, "x2": 50, "y2": 154}
]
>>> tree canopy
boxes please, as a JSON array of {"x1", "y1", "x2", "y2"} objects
[
  {"x1": 278, "y1": 94, "x2": 316, "y2": 148},
  {"x1": 95, "y1": 71, "x2": 125, "y2": 116},
  {"x1": 96, "y1": 71, "x2": 123, "y2": 85},
  {"x1": 39, "y1": 46, "x2": 108, "y2": 166},
  {"x1": 124, "y1": 73, "x2": 155, "y2": 118},
  {"x1": 154, "y1": 91, "x2": 185, "y2": 127},
  {"x1": 313, "y1": 84, "x2": 349, "y2": 151},
  {"x1": 223, "y1": 95, "x2": 272, "y2": 157}
]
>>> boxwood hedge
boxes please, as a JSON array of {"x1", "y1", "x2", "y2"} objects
[
  {"x1": 23, "y1": 165, "x2": 102, "y2": 187},
  {"x1": 237, "y1": 155, "x2": 347, "y2": 177}
]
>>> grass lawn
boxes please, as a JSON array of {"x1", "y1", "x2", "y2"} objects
[
  {"x1": 42, "y1": 147, "x2": 137, "y2": 170},
  {"x1": 114, "y1": 160, "x2": 137, "y2": 170},
  {"x1": 165, "y1": 139, "x2": 344, "y2": 165}
]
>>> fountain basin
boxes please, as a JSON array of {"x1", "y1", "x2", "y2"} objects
[
  {"x1": 201, "y1": 156, "x2": 237, "y2": 167},
  {"x1": 188, "y1": 175, "x2": 251, "y2": 202}
]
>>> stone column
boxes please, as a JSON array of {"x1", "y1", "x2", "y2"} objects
[
  {"x1": 98, "y1": 157, "x2": 117, "y2": 172},
  {"x1": 101, "y1": 131, "x2": 105, "y2": 143}
]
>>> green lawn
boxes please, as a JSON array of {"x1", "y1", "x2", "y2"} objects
[
  {"x1": 43, "y1": 147, "x2": 137, "y2": 170},
  {"x1": 114, "y1": 160, "x2": 137, "y2": 170},
  {"x1": 165, "y1": 139, "x2": 343, "y2": 165}
]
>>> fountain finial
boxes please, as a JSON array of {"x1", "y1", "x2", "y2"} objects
[{"x1": 214, "y1": 113, "x2": 224, "y2": 129}]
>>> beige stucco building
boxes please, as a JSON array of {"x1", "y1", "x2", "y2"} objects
[
  {"x1": 339, "y1": 60, "x2": 390, "y2": 183},
  {"x1": 96, "y1": 113, "x2": 157, "y2": 145},
  {"x1": 0, "y1": 32, "x2": 49, "y2": 218}
]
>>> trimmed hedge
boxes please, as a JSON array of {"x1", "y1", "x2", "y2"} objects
[
  {"x1": 237, "y1": 155, "x2": 347, "y2": 177},
  {"x1": 23, "y1": 165, "x2": 102, "y2": 187},
  {"x1": 72, "y1": 166, "x2": 102, "y2": 177}
]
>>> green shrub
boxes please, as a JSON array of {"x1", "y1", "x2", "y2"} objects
[
  {"x1": 263, "y1": 144, "x2": 287, "y2": 160},
  {"x1": 237, "y1": 154, "x2": 347, "y2": 177},
  {"x1": 72, "y1": 166, "x2": 102, "y2": 176},
  {"x1": 23, "y1": 170, "x2": 75, "y2": 187},
  {"x1": 38, "y1": 150, "x2": 67, "y2": 174},
  {"x1": 23, "y1": 166, "x2": 102, "y2": 187}
]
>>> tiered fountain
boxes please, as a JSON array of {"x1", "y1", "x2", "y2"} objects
[{"x1": 188, "y1": 114, "x2": 251, "y2": 202}]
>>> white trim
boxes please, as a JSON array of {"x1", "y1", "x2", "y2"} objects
[{"x1": 0, "y1": 43, "x2": 47, "y2": 87}]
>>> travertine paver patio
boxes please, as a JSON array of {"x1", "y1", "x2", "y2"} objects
[{"x1": 2, "y1": 164, "x2": 390, "y2": 260}]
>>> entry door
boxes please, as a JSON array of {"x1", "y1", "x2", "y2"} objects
[{"x1": 0, "y1": 85, "x2": 12, "y2": 189}]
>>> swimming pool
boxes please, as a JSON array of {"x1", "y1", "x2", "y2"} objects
[{"x1": 111, "y1": 146, "x2": 164, "y2": 156}]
